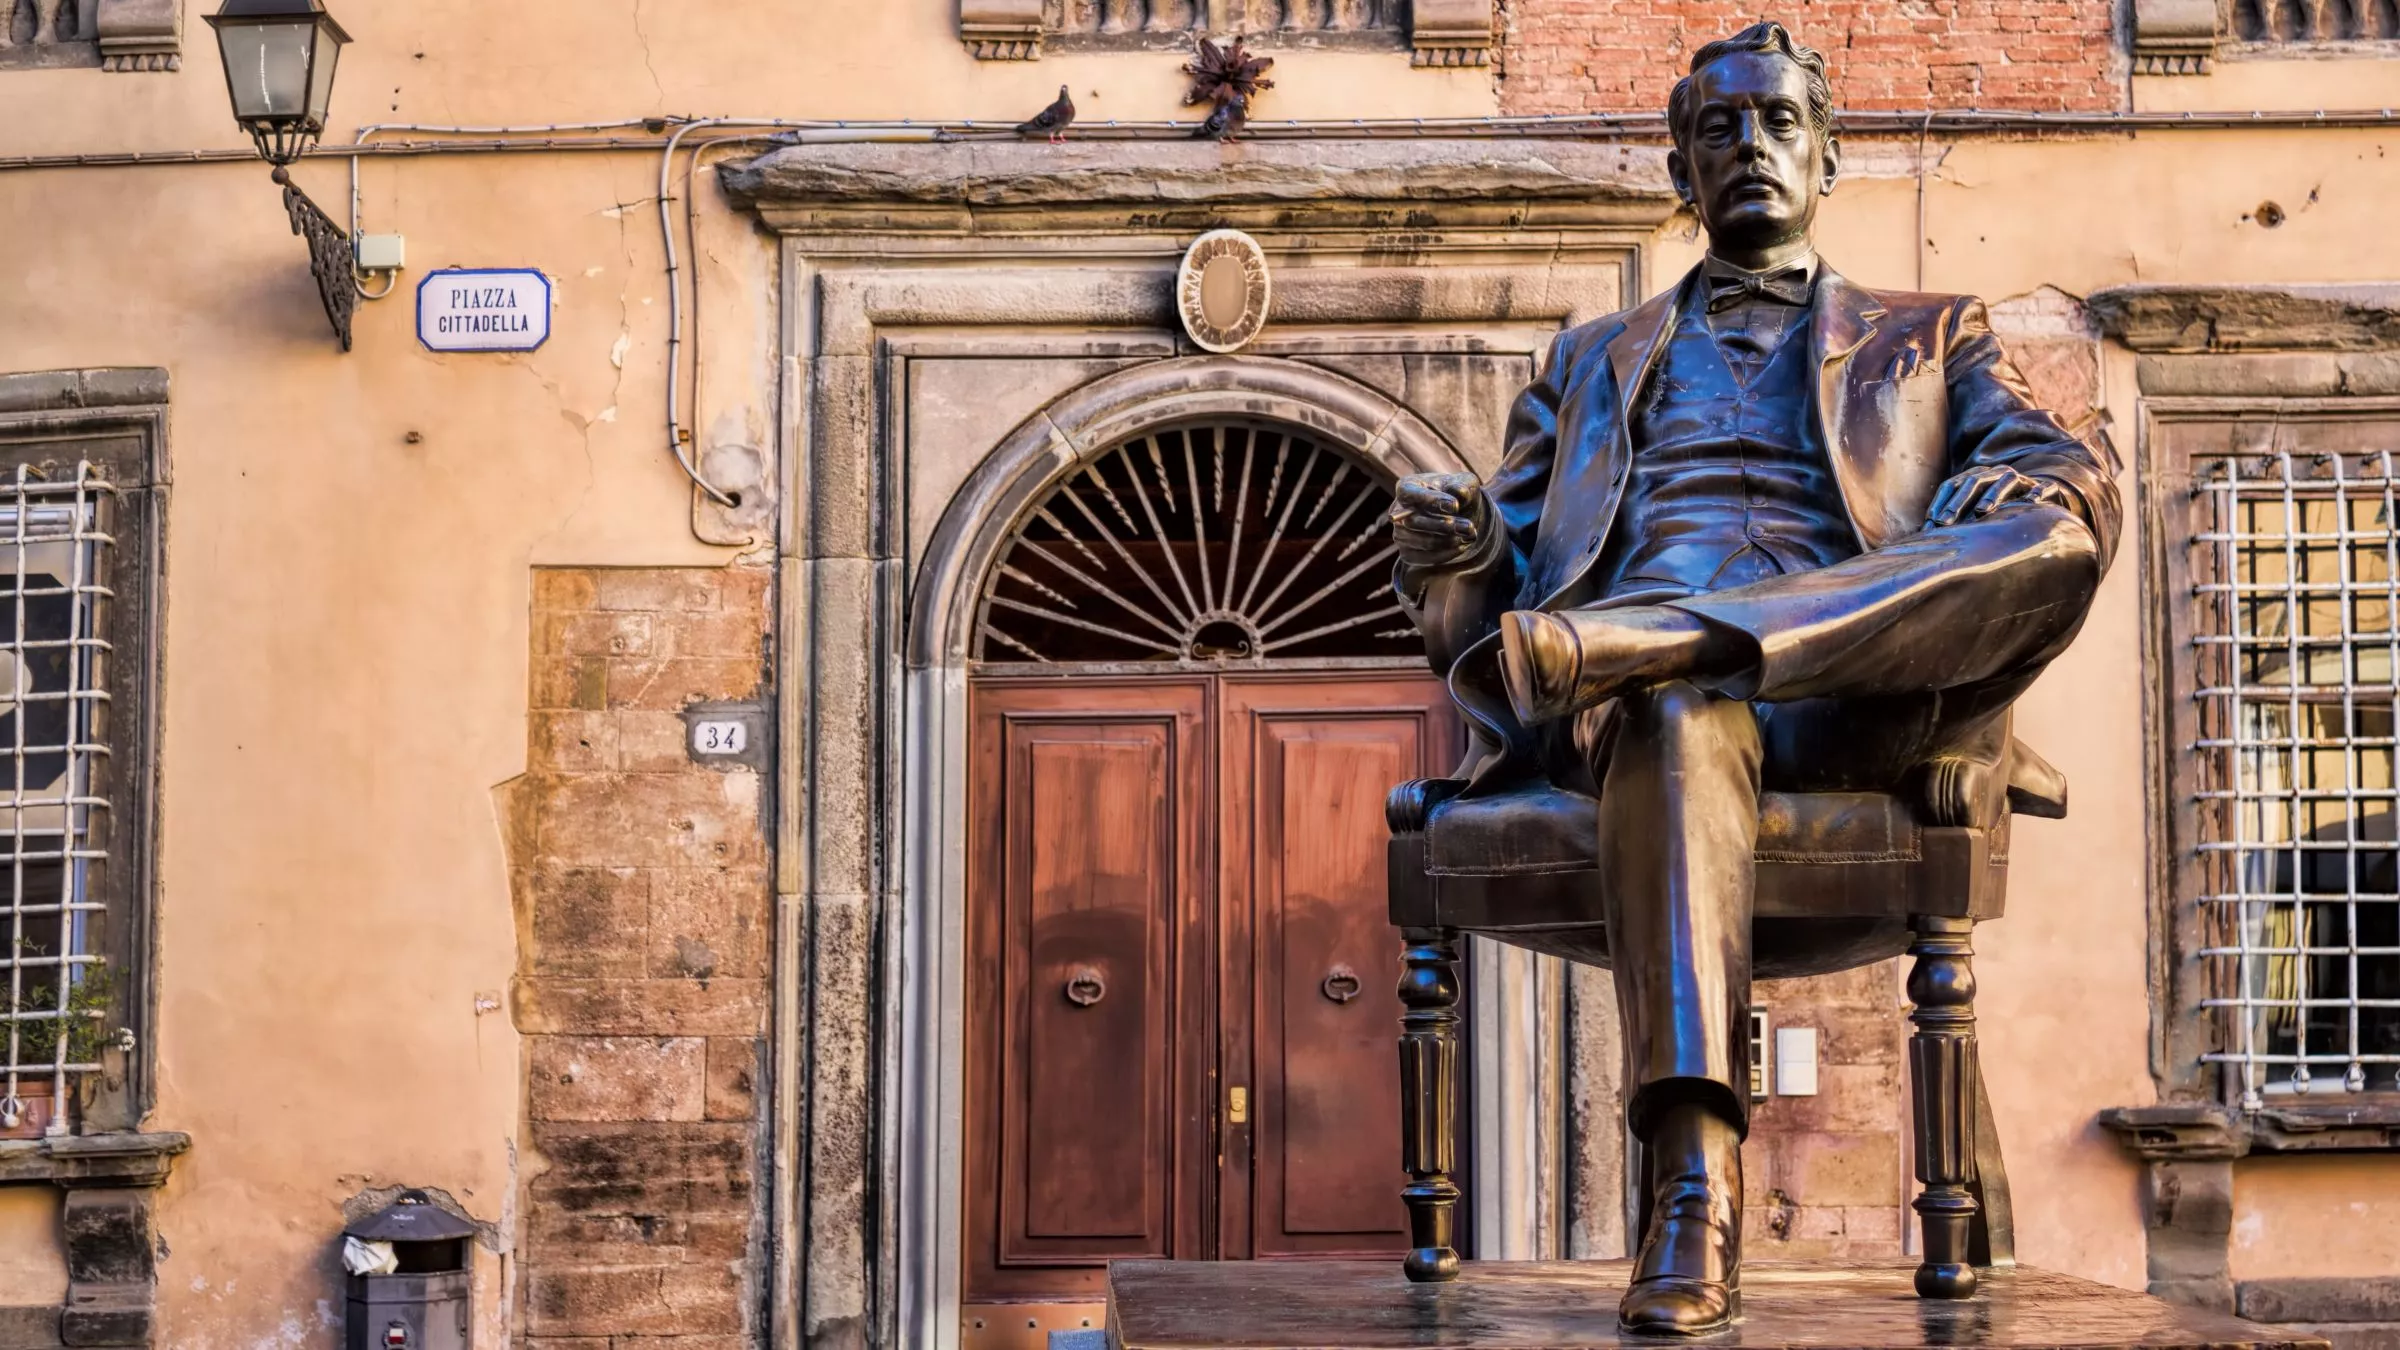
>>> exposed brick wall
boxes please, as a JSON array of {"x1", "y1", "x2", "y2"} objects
[
  {"x1": 1496, "y1": 0, "x2": 2121, "y2": 116},
  {"x1": 1745, "y1": 962, "x2": 1911, "y2": 1260},
  {"x1": 504, "y1": 566, "x2": 775, "y2": 1349}
]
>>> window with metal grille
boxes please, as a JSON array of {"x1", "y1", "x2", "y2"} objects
[
  {"x1": 0, "y1": 376, "x2": 165, "y2": 1140},
  {"x1": 975, "y1": 422, "x2": 1412, "y2": 667},
  {"x1": 0, "y1": 465, "x2": 118, "y2": 1135},
  {"x1": 2188, "y1": 448, "x2": 2400, "y2": 1109}
]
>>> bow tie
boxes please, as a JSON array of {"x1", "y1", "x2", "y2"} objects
[{"x1": 1705, "y1": 266, "x2": 1812, "y2": 314}]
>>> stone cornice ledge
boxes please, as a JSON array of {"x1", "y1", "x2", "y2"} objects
[
  {"x1": 0, "y1": 368, "x2": 169, "y2": 417},
  {"x1": 0, "y1": 1131, "x2": 189, "y2": 1187},
  {"x1": 720, "y1": 139, "x2": 1680, "y2": 234},
  {"x1": 2089, "y1": 283, "x2": 2400, "y2": 353}
]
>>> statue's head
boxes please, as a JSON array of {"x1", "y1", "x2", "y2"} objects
[{"x1": 1667, "y1": 22, "x2": 1841, "y2": 258}]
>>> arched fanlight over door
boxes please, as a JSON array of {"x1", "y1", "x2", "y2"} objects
[{"x1": 975, "y1": 422, "x2": 1416, "y2": 664}]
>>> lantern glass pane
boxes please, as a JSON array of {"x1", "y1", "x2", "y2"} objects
[
  {"x1": 213, "y1": 20, "x2": 315, "y2": 124},
  {"x1": 305, "y1": 23, "x2": 341, "y2": 127}
]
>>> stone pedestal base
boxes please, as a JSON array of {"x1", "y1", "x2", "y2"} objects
[{"x1": 1105, "y1": 1260, "x2": 2328, "y2": 1350}]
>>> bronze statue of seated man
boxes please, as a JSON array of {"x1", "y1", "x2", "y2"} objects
[{"x1": 1387, "y1": 21, "x2": 2122, "y2": 1337}]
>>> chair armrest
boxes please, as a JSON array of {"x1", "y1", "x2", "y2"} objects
[
  {"x1": 2005, "y1": 739, "x2": 2068, "y2": 819},
  {"x1": 1917, "y1": 736, "x2": 2070, "y2": 828},
  {"x1": 1387, "y1": 778, "x2": 1468, "y2": 834}
]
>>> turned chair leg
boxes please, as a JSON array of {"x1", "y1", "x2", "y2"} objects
[
  {"x1": 1398, "y1": 926, "x2": 1463, "y2": 1282},
  {"x1": 1907, "y1": 915, "x2": 1980, "y2": 1299}
]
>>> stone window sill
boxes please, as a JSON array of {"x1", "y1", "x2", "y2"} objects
[
  {"x1": 0, "y1": 1131, "x2": 188, "y2": 1187},
  {"x1": 2100, "y1": 1102, "x2": 2400, "y2": 1158}
]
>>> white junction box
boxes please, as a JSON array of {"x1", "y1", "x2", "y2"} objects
[
  {"x1": 1774, "y1": 1026, "x2": 1820, "y2": 1097},
  {"x1": 355, "y1": 234, "x2": 407, "y2": 272}
]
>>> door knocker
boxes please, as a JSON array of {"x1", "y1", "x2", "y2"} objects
[
  {"x1": 1065, "y1": 967, "x2": 1107, "y2": 1007},
  {"x1": 1321, "y1": 965, "x2": 1362, "y2": 1004}
]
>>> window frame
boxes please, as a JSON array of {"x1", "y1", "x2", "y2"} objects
[
  {"x1": 2146, "y1": 392, "x2": 2400, "y2": 1136},
  {"x1": 0, "y1": 376, "x2": 167, "y2": 1136}
]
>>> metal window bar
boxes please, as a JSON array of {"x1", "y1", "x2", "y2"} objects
[
  {"x1": 2193, "y1": 450, "x2": 2400, "y2": 1108},
  {"x1": 0, "y1": 464, "x2": 116, "y2": 1136}
]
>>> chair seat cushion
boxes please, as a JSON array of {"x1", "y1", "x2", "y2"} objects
[{"x1": 1424, "y1": 785, "x2": 1921, "y2": 876}]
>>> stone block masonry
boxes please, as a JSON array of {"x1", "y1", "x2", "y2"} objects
[
  {"x1": 505, "y1": 566, "x2": 775, "y2": 1349},
  {"x1": 1497, "y1": 0, "x2": 2120, "y2": 115},
  {"x1": 1746, "y1": 961, "x2": 1912, "y2": 1261}
]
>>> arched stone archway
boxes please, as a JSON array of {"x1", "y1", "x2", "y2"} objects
[{"x1": 890, "y1": 354, "x2": 1574, "y2": 1341}]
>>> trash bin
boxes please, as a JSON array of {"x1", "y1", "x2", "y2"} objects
[{"x1": 343, "y1": 1190, "x2": 475, "y2": 1350}]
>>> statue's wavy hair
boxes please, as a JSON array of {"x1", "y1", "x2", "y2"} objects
[{"x1": 1667, "y1": 21, "x2": 1833, "y2": 154}]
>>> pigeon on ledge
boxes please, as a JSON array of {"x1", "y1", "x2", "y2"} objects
[
  {"x1": 1193, "y1": 93, "x2": 1248, "y2": 142},
  {"x1": 1016, "y1": 85, "x2": 1076, "y2": 144}
]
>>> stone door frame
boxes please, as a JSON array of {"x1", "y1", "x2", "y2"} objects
[{"x1": 733, "y1": 137, "x2": 1681, "y2": 1350}]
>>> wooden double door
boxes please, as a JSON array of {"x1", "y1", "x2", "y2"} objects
[{"x1": 964, "y1": 670, "x2": 1460, "y2": 1301}]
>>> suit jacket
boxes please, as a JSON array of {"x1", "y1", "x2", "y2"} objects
[{"x1": 1397, "y1": 262, "x2": 2124, "y2": 792}]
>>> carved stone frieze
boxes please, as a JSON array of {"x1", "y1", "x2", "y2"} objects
[
  {"x1": 1411, "y1": 0, "x2": 1495, "y2": 66},
  {"x1": 960, "y1": 0, "x2": 1043, "y2": 59},
  {"x1": 2131, "y1": 0, "x2": 2217, "y2": 75},
  {"x1": 95, "y1": 0, "x2": 181, "y2": 72}
]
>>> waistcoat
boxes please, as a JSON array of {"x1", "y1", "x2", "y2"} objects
[{"x1": 1593, "y1": 297, "x2": 1859, "y2": 604}]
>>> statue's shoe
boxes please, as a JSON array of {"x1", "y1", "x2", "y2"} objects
[
  {"x1": 1496, "y1": 607, "x2": 1710, "y2": 724},
  {"x1": 1620, "y1": 1274, "x2": 1740, "y2": 1337},
  {"x1": 1620, "y1": 1110, "x2": 1743, "y2": 1337}
]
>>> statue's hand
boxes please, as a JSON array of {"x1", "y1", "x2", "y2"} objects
[
  {"x1": 1927, "y1": 465, "x2": 2068, "y2": 527},
  {"x1": 1390, "y1": 472, "x2": 1490, "y2": 569}
]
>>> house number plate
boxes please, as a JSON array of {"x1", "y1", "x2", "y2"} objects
[{"x1": 682, "y1": 700, "x2": 768, "y2": 770}]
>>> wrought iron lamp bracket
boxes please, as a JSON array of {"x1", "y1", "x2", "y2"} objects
[{"x1": 271, "y1": 166, "x2": 356, "y2": 352}]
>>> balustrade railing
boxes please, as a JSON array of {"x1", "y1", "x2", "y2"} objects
[
  {"x1": 1045, "y1": 0, "x2": 1404, "y2": 38},
  {"x1": 2226, "y1": 0, "x2": 2400, "y2": 43}
]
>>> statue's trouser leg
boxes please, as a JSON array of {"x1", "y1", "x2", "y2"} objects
[
  {"x1": 1597, "y1": 681, "x2": 1760, "y2": 1141},
  {"x1": 1665, "y1": 502, "x2": 2104, "y2": 705},
  {"x1": 1598, "y1": 682, "x2": 1756, "y2": 1328}
]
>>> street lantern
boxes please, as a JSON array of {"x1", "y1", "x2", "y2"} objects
[
  {"x1": 206, "y1": 0, "x2": 359, "y2": 351},
  {"x1": 206, "y1": 0, "x2": 351, "y2": 168}
]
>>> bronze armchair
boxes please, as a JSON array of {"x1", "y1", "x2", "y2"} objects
[{"x1": 1387, "y1": 729, "x2": 2065, "y2": 1291}]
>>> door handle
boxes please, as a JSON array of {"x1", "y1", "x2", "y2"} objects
[
  {"x1": 1321, "y1": 965, "x2": 1362, "y2": 1004},
  {"x1": 1064, "y1": 967, "x2": 1106, "y2": 1007}
]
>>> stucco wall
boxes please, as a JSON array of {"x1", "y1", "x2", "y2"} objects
[{"x1": 0, "y1": 2, "x2": 2396, "y2": 1346}]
